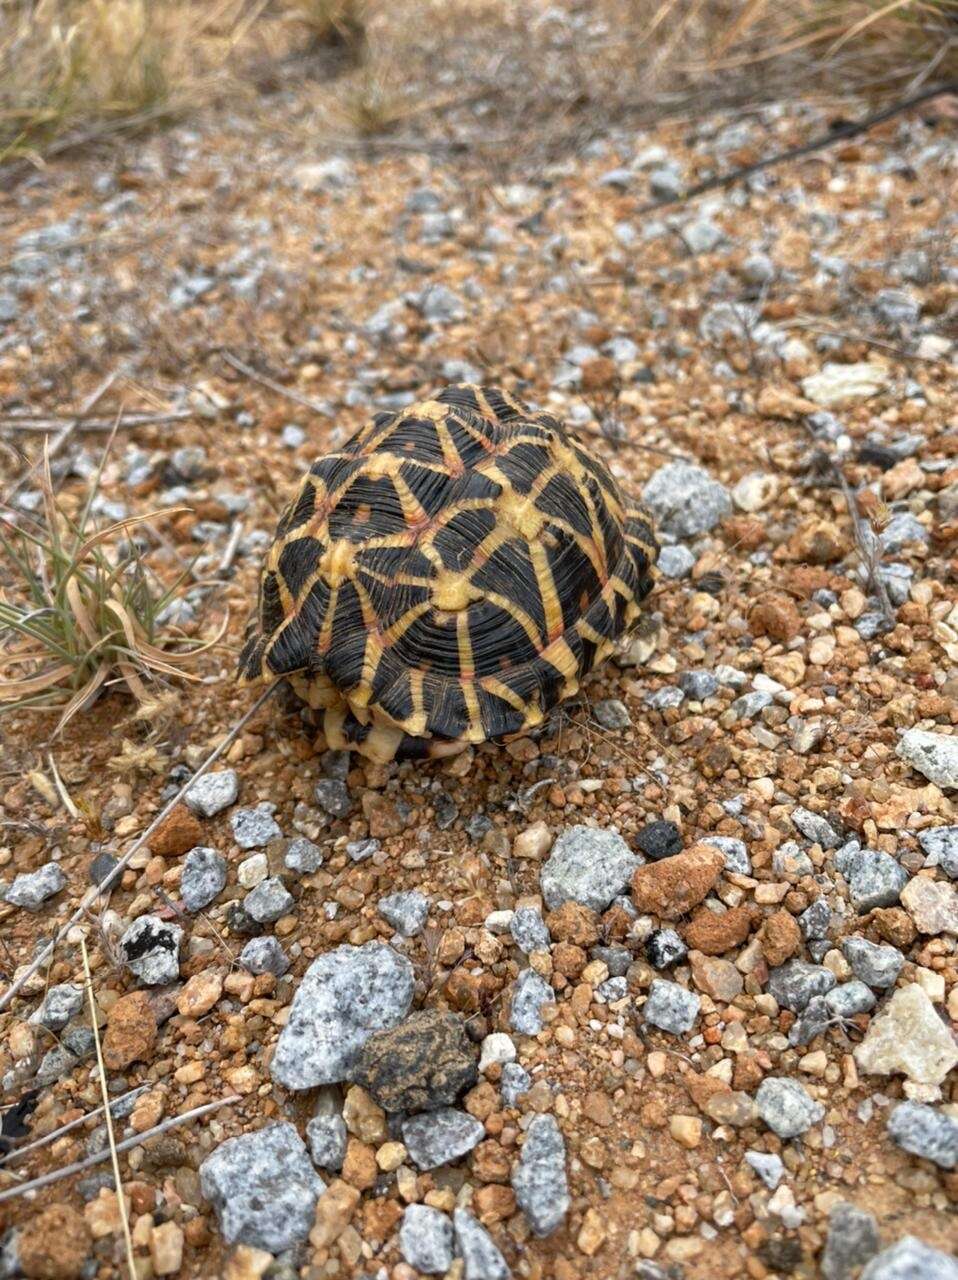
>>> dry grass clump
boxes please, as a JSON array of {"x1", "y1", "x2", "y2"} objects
[
  {"x1": 0, "y1": 443, "x2": 223, "y2": 733},
  {"x1": 287, "y1": 0, "x2": 367, "y2": 56},
  {"x1": 707, "y1": 0, "x2": 958, "y2": 92},
  {"x1": 0, "y1": 0, "x2": 262, "y2": 162}
]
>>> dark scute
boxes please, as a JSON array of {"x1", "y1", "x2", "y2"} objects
[
  {"x1": 276, "y1": 481, "x2": 316, "y2": 539},
  {"x1": 399, "y1": 462, "x2": 459, "y2": 518},
  {"x1": 536, "y1": 472, "x2": 593, "y2": 535},
  {"x1": 476, "y1": 685, "x2": 526, "y2": 739},
  {"x1": 309, "y1": 454, "x2": 361, "y2": 488},
  {"x1": 238, "y1": 634, "x2": 266, "y2": 679},
  {"x1": 496, "y1": 441, "x2": 551, "y2": 495},
  {"x1": 425, "y1": 676, "x2": 470, "y2": 740},
  {"x1": 393, "y1": 610, "x2": 463, "y2": 677},
  {"x1": 436, "y1": 384, "x2": 481, "y2": 416},
  {"x1": 381, "y1": 669, "x2": 413, "y2": 722},
  {"x1": 329, "y1": 474, "x2": 408, "y2": 540},
  {"x1": 380, "y1": 417, "x2": 446, "y2": 464},
  {"x1": 583, "y1": 596, "x2": 616, "y2": 640},
  {"x1": 371, "y1": 654, "x2": 409, "y2": 709},
  {"x1": 531, "y1": 656, "x2": 565, "y2": 709},
  {"x1": 468, "y1": 602, "x2": 541, "y2": 675},
  {"x1": 278, "y1": 536, "x2": 322, "y2": 598},
  {"x1": 546, "y1": 528, "x2": 601, "y2": 631},
  {"x1": 445, "y1": 413, "x2": 495, "y2": 467},
  {"x1": 264, "y1": 576, "x2": 331, "y2": 673},
  {"x1": 482, "y1": 386, "x2": 522, "y2": 422},
  {"x1": 326, "y1": 582, "x2": 366, "y2": 687},
  {"x1": 259, "y1": 571, "x2": 285, "y2": 636},
  {"x1": 577, "y1": 631, "x2": 598, "y2": 674},
  {"x1": 431, "y1": 507, "x2": 497, "y2": 570},
  {"x1": 358, "y1": 545, "x2": 434, "y2": 581},
  {"x1": 471, "y1": 541, "x2": 548, "y2": 643},
  {"x1": 357, "y1": 571, "x2": 430, "y2": 624}
]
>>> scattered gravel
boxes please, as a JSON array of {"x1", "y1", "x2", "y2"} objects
[
  {"x1": 641, "y1": 462, "x2": 731, "y2": 537},
  {"x1": 755, "y1": 1077, "x2": 825, "y2": 1138}
]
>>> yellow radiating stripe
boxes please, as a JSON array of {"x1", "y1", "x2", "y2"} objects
[
  {"x1": 478, "y1": 676, "x2": 528, "y2": 714},
  {"x1": 408, "y1": 667, "x2": 427, "y2": 736},
  {"x1": 434, "y1": 417, "x2": 465, "y2": 473},
  {"x1": 457, "y1": 614, "x2": 483, "y2": 735},
  {"x1": 391, "y1": 472, "x2": 430, "y2": 526},
  {"x1": 381, "y1": 599, "x2": 433, "y2": 646},
  {"x1": 542, "y1": 634, "x2": 580, "y2": 681},
  {"x1": 317, "y1": 585, "x2": 338, "y2": 656},
  {"x1": 483, "y1": 591, "x2": 545, "y2": 649},
  {"x1": 529, "y1": 540, "x2": 563, "y2": 642}
]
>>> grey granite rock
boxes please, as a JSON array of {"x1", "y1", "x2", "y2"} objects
[
  {"x1": 918, "y1": 827, "x2": 958, "y2": 879},
  {"x1": 842, "y1": 937, "x2": 904, "y2": 989},
  {"x1": 199, "y1": 1123, "x2": 323, "y2": 1252},
  {"x1": 540, "y1": 825, "x2": 640, "y2": 911},
  {"x1": 860, "y1": 1237, "x2": 958, "y2": 1280},
  {"x1": 767, "y1": 961, "x2": 836, "y2": 1012},
  {"x1": 284, "y1": 837, "x2": 324, "y2": 874},
  {"x1": 821, "y1": 1202, "x2": 881, "y2": 1280},
  {"x1": 230, "y1": 806, "x2": 282, "y2": 849},
  {"x1": 243, "y1": 876, "x2": 294, "y2": 924},
  {"x1": 510, "y1": 907, "x2": 550, "y2": 953},
  {"x1": 183, "y1": 770, "x2": 239, "y2": 818},
  {"x1": 270, "y1": 942, "x2": 414, "y2": 1089},
  {"x1": 30, "y1": 983, "x2": 84, "y2": 1031},
  {"x1": 180, "y1": 846, "x2": 227, "y2": 912},
  {"x1": 886, "y1": 1101, "x2": 958, "y2": 1170},
  {"x1": 306, "y1": 1114, "x2": 347, "y2": 1171},
  {"x1": 510, "y1": 969, "x2": 554, "y2": 1035},
  {"x1": 756, "y1": 1077, "x2": 825, "y2": 1138},
  {"x1": 825, "y1": 981, "x2": 876, "y2": 1019},
  {"x1": 379, "y1": 890, "x2": 429, "y2": 936},
  {"x1": 239, "y1": 935, "x2": 289, "y2": 977},
  {"x1": 641, "y1": 462, "x2": 731, "y2": 538},
  {"x1": 835, "y1": 846, "x2": 908, "y2": 911},
  {"x1": 511, "y1": 1114, "x2": 569, "y2": 1237},
  {"x1": 897, "y1": 730, "x2": 958, "y2": 790},
  {"x1": 402, "y1": 1107, "x2": 484, "y2": 1170},
  {"x1": 642, "y1": 979, "x2": 700, "y2": 1035},
  {"x1": 119, "y1": 915, "x2": 182, "y2": 985},
  {"x1": 399, "y1": 1205, "x2": 454, "y2": 1274},
  {"x1": 453, "y1": 1208, "x2": 510, "y2": 1280},
  {"x1": 3, "y1": 863, "x2": 65, "y2": 910}
]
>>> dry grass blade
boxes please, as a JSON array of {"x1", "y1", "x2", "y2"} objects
[
  {"x1": 79, "y1": 935, "x2": 136, "y2": 1278},
  {"x1": 0, "y1": 435, "x2": 216, "y2": 722}
]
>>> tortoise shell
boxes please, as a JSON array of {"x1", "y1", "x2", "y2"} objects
[{"x1": 239, "y1": 384, "x2": 658, "y2": 761}]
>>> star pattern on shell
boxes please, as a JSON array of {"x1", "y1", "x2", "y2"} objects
[{"x1": 239, "y1": 384, "x2": 658, "y2": 761}]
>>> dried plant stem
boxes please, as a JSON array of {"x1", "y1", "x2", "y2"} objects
[
  {"x1": 0, "y1": 1097, "x2": 239, "y2": 1205},
  {"x1": 1, "y1": 1087, "x2": 148, "y2": 1167},
  {"x1": 0, "y1": 681, "x2": 281, "y2": 1014},
  {"x1": 4, "y1": 372, "x2": 117, "y2": 504},
  {"x1": 220, "y1": 350, "x2": 332, "y2": 417},
  {"x1": 80, "y1": 935, "x2": 136, "y2": 1279},
  {"x1": 638, "y1": 79, "x2": 958, "y2": 212}
]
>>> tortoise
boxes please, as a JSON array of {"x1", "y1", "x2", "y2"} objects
[{"x1": 239, "y1": 384, "x2": 658, "y2": 762}]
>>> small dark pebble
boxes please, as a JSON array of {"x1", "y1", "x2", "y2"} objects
[{"x1": 635, "y1": 820, "x2": 682, "y2": 861}]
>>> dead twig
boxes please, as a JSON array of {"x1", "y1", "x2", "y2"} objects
[
  {"x1": 638, "y1": 80, "x2": 958, "y2": 212},
  {"x1": 0, "y1": 411, "x2": 190, "y2": 431},
  {"x1": 0, "y1": 681, "x2": 282, "y2": 1014},
  {"x1": 80, "y1": 935, "x2": 136, "y2": 1278},
  {"x1": 219, "y1": 351, "x2": 331, "y2": 418},
  {"x1": 1, "y1": 1087, "x2": 148, "y2": 1167},
  {"x1": 0, "y1": 1096, "x2": 240, "y2": 1204}
]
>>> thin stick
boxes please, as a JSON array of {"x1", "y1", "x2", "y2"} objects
[
  {"x1": 0, "y1": 412, "x2": 190, "y2": 433},
  {"x1": 0, "y1": 1097, "x2": 239, "y2": 1204},
  {"x1": 220, "y1": 351, "x2": 331, "y2": 418},
  {"x1": 1, "y1": 1087, "x2": 148, "y2": 1166},
  {"x1": 0, "y1": 682, "x2": 281, "y2": 1014},
  {"x1": 80, "y1": 936, "x2": 135, "y2": 1278},
  {"x1": 637, "y1": 80, "x2": 958, "y2": 212},
  {"x1": 4, "y1": 372, "x2": 118, "y2": 505},
  {"x1": 218, "y1": 520, "x2": 244, "y2": 574},
  {"x1": 46, "y1": 752, "x2": 79, "y2": 819}
]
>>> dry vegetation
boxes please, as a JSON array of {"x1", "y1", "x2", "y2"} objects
[{"x1": 1, "y1": 0, "x2": 955, "y2": 170}]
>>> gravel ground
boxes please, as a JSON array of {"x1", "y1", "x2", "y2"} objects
[{"x1": 0, "y1": 71, "x2": 957, "y2": 1280}]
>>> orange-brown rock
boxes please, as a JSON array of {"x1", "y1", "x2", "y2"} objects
[
  {"x1": 546, "y1": 901, "x2": 600, "y2": 945},
  {"x1": 759, "y1": 910, "x2": 802, "y2": 965},
  {"x1": 102, "y1": 990, "x2": 157, "y2": 1071},
  {"x1": 683, "y1": 904, "x2": 752, "y2": 954},
  {"x1": 18, "y1": 1204, "x2": 91, "y2": 1279},
  {"x1": 150, "y1": 804, "x2": 203, "y2": 857},
  {"x1": 630, "y1": 844, "x2": 725, "y2": 920},
  {"x1": 748, "y1": 593, "x2": 802, "y2": 643}
]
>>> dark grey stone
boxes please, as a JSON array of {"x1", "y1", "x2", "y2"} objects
[
  {"x1": 821, "y1": 1202, "x2": 880, "y2": 1280},
  {"x1": 842, "y1": 937, "x2": 904, "y2": 989},
  {"x1": 767, "y1": 961, "x2": 836, "y2": 1012},
  {"x1": 643, "y1": 979, "x2": 700, "y2": 1035},
  {"x1": 511, "y1": 1114, "x2": 569, "y2": 1237},
  {"x1": 402, "y1": 1108, "x2": 484, "y2": 1170},
  {"x1": 887, "y1": 1101, "x2": 958, "y2": 1170},
  {"x1": 756, "y1": 1077, "x2": 824, "y2": 1138},
  {"x1": 180, "y1": 846, "x2": 227, "y2": 912},
  {"x1": 399, "y1": 1205, "x2": 454, "y2": 1274}
]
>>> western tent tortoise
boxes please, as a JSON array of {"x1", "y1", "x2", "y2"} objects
[{"x1": 239, "y1": 384, "x2": 658, "y2": 762}]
